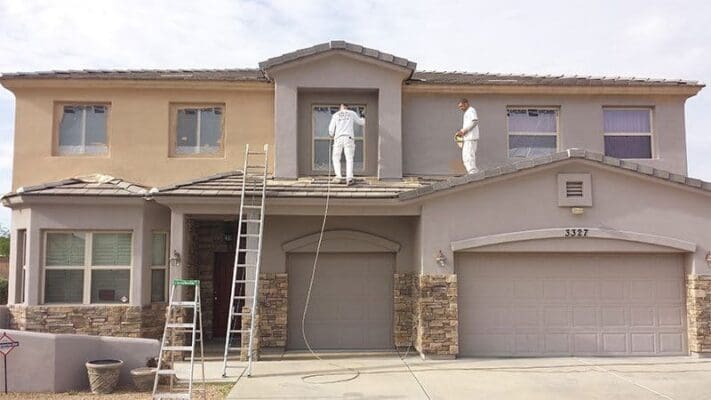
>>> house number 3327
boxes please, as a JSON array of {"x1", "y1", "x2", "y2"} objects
[{"x1": 564, "y1": 228, "x2": 589, "y2": 237}]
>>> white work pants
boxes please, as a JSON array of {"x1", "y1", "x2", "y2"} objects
[
  {"x1": 462, "y1": 139, "x2": 479, "y2": 174},
  {"x1": 332, "y1": 136, "x2": 355, "y2": 180}
]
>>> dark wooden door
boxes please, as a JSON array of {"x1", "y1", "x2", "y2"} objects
[{"x1": 213, "y1": 252, "x2": 245, "y2": 337}]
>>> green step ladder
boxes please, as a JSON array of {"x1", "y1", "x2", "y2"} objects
[{"x1": 152, "y1": 279, "x2": 206, "y2": 399}]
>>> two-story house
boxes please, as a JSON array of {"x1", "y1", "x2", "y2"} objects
[{"x1": 1, "y1": 41, "x2": 709, "y2": 359}]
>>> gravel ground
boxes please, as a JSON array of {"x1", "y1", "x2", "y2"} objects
[{"x1": 0, "y1": 383, "x2": 232, "y2": 399}]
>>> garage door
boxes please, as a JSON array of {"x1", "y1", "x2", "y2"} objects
[
  {"x1": 288, "y1": 252, "x2": 394, "y2": 350},
  {"x1": 457, "y1": 253, "x2": 687, "y2": 356}
]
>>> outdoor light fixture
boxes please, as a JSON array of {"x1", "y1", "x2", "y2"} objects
[
  {"x1": 571, "y1": 207, "x2": 585, "y2": 215},
  {"x1": 435, "y1": 250, "x2": 447, "y2": 267},
  {"x1": 706, "y1": 251, "x2": 711, "y2": 266},
  {"x1": 169, "y1": 250, "x2": 182, "y2": 268},
  {"x1": 223, "y1": 221, "x2": 234, "y2": 242}
]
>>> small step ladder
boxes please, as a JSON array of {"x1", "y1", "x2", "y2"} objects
[
  {"x1": 153, "y1": 279, "x2": 206, "y2": 400},
  {"x1": 221, "y1": 144, "x2": 269, "y2": 378}
]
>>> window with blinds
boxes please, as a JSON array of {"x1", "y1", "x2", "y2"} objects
[
  {"x1": 44, "y1": 231, "x2": 132, "y2": 304},
  {"x1": 150, "y1": 232, "x2": 168, "y2": 303}
]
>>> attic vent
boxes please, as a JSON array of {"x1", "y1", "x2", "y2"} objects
[
  {"x1": 558, "y1": 173, "x2": 592, "y2": 207},
  {"x1": 566, "y1": 181, "x2": 584, "y2": 197}
]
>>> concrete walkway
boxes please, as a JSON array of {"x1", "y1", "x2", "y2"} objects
[{"x1": 227, "y1": 352, "x2": 711, "y2": 399}]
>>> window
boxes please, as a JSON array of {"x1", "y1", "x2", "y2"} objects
[
  {"x1": 172, "y1": 105, "x2": 224, "y2": 156},
  {"x1": 43, "y1": 232, "x2": 131, "y2": 304},
  {"x1": 507, "y1": 108, "x2": 559, "y2": 159},
  {"x1": 56, "y1": 104, "x2": 108, "y2": 155},
  {"x1": 150, "y1": 232, "x2": 168, "y2": 303},
  {"x1": 603, "y1": 108, "x2": 653, "y2": 159},
  {"x1": 16, "y1": 230, "x2": 26, "y2": 303},
  {"x1": 312, "y1": 105, "x2": 365, "y2": 172}
]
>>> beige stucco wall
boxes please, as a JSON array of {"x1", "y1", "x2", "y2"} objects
[
  {"x1": 9, "y1": 85, "x2": 274, "y2": 190},
  {"x1": 402, "y1": 93, "x2": 690, "y2": 176},
  {"x1": 260, "y1": 215, "x2": 417, "y2": 274},
  {"x1": 415, "y1": 160, "x2": 711, "y2": 275}
]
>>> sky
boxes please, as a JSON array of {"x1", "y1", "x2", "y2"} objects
[{"x1": 0, "y1": 0, "x2": 709, "y2": 229}]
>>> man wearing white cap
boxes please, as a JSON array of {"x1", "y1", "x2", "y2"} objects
[
  {"x1": 454, "y1": 98, "x2": 479, "y2": 174},
  {"x1": 328, "y1": 104, "x2": 365, "y2": 185}
]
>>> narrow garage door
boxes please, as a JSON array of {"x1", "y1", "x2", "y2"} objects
[
  {"x1": 288, "y1": 252, "x2": 394, "y2": 350},
  {"x1": 457, "y1": 253, "x2": 687, "y2": 356}
]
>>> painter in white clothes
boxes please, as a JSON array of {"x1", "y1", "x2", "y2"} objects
[
  {"x1": 328, "y1": 104, "x2": 365, "y2": 185},
  {"x1": 455, "y1": 98, "x2": 480, "y2": 174}
]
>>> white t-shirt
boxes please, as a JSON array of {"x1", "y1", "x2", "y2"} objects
[
  {"x1": 462, "y1": 106, "x2": 479, "y2": 140},
  {"x1": 328, "y1": 109, "x2": 365, "y2": 139}
]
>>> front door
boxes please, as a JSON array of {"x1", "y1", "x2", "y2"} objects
[{"x1": 213, "y1": 252, "x2": 244, "y2": 337}]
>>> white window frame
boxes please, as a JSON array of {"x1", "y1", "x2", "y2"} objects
[
  {"x1": 55, "y1": 104, "x2": 109, "y2": 156},
  {"x1": 42, "y1": 230, "x2": 132, "y2": 305},
  {"x1": 311, "y1": 104, "x2": 366, "y2": 173},
  {"x1": 506, "y1": 107, "x2": 560, "y2": 159},
  {"x1": 170, "y1": 104, "x2": 225, "y2": 157},
  {"x1": 150, "y1": 231, "x2": 169, "y2": 303},
  {"x1": 602, "y1": 107, "x2": 654, "y2": 159}
]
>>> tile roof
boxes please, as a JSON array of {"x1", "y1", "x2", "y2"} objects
[
  {"x1": 398, "y1": 149, "x2": 711, "y2": 200},
  {"x1": 1, "y1": 174, "x2": 147, "y2": 200},
  {"x1": 153, "y1": 172, "x2": 443, "y2": 199},
  {"x1": 258, "y1": 40, "x2": 417, "y2": 72},
  {"x1": 409, "y1": 71, "x2": 703, "y2": 87},
  {"x1": 0, "y1": 68, "x2": 266, "y2": 82}
]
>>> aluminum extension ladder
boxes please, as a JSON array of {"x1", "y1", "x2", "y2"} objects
[
  {"x1": 221, "y1": 144, "x2": 269, "y2": 378},
  {"x1": 153, "y1": 279, "x2": 206, "y2": 400}
]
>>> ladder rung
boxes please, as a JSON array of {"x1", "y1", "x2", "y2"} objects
[
  {"x1": 248, "y1": 151, "x2": 266, "y2": 155},
  {"x1": 152, "y1": 393, "x2": 190, "y2": 399},
  {"x1": 166, "y1": 323, "x2": 194, "y2": 329},
  {"x1": 231, "y1": 312, "x2": 251, "y2": 316},
  {"x1": 240, "y1": 233, "x2": 260, "y2": 238},
  {"x1": 233, "y1": 295, "x2": 253, "y2": 299},
  {"x1": 228, "y1": 347, "x2": 242, "y2": 351},
  {"x1": 171, "y1": 302, "x2": 196, "y2": 307},
  {"x1": 238, "y1": 248, "x2": 260, "y2": 252},
  {"x1": 234, "y1": 280, "x2": 256, "y2": 283},
  {"x1": 241, "y1": 205, "x2": 262, "y2": 209},
  {"x1": 230, "y1": 329, "x2": 251, "y2": 333},
  {"x1": 235, "y1": 263, "x2": 257, "y2": 267},
  {"x1": 241, "y1": 219, "x2": 261, "y2": 223},
  {"x1": 246, "y1": 165, "x2": 265, "y2": 168},
  {"x1": 163, "y1": 346, "x2": 193, "y2": 352},
  {"x1": 155, "y1": 369, "x2": 177, "y2": 375}
]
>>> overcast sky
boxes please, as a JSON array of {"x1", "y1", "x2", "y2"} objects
[{"x1": 0, "y1": 0, "x2": 709, "y2": 228}]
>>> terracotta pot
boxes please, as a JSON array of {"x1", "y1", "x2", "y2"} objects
[{"x1": 86, "y1": 359, "x2": 124, "y2": 394}]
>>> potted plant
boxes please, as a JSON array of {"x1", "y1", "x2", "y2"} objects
[
  {"x1": 86, "y1": 359, "x2": 124, "y2": 394},
  {"x1": 130, "y1": 357, "x2": 158, "y2": 391}
]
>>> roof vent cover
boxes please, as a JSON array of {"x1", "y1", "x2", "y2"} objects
[{"x1": 558, "y1": 173, "x2": 592, "y2": 207}]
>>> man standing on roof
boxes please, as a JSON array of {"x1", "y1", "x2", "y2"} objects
[
  {"x1": 455, "y1": 98, "x2": 480, "y2": 174},
  {"x1": 329, "y1": 104, "x2": 365, "y2": 185}
]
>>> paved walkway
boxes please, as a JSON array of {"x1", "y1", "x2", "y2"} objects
[{"x1": 226, "y1": 352, "x2": 711, "y2": 399}]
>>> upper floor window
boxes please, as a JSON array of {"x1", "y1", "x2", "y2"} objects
[
  {"x1": 171, "y1": 105, "x2": 224, "y2": 157},
  {"x1": 312, "y1": 105, "x2": 365, "y2": 172},
  {"x1": 507, "y1": 108, "x2": 558, "y2": 159},
  {"x1": 43, "y1": 231, "x2": 131, "y2": 304},
  {"x1": 56, "y1": 104, "x2": 108, "y2": 156},
  {"x1": 603, "y1": 108, "x2": 653, "y2": 159}
]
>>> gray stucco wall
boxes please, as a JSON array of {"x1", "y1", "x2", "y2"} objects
[
  {"x1": 415, "y1": 160, "x2": 711, "y2": 275},
  {"x1": 0, "y1": 330, "x2": 159, "y2": 393},
  {"x1": 271, "y1": 53, "x2": 410, "y2": 179},
  {"x1": 402, "y1": 93, "x2": 690, "y2": 176}
]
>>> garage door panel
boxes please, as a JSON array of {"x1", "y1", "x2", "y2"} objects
[
  {"x1": 458, "y1": 253, "x2": 686, "y2": 356},
  {"x1": 288, "y1": 252, "x2": 394, "y2": 350}
]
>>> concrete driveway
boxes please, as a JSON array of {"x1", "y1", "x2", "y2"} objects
[{"x1": 227, "y1": 352, "x2": 711, "y2": 399}]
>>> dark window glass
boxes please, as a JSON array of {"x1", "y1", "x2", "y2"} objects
[
  {"x1": 508, "y1": 135, "x2": 557, "y2": 159},
  {"x1": 604, "y1": 136, "x2": 652, "y2": 159}
]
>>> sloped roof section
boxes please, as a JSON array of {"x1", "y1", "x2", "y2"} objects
[
  {"x1": 153, "y1": 171, "x2": 441, "y2": 199},
  {"x1": 0, "y1": 68, "x2": 266, "y2": 82},
  {"x1": 409, "y1": 71, "x2": 703, "y2": 88},
  {"x1": 258, "y1": 40, "x2": 417, "y2": 73},
  {"x1": 1, "y1": 174, "x2": 148, "y2": 200},
  {"x1": 399, "y1": 149, "x2": 711, "y2": 200}
]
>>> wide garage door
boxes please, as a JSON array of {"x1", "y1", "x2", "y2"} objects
[
  {"x1": 457, "y1": 253, "x2": 687, "y2": 356},
  {"x1": 288, "y1": 252, "x2": 394, "y2": 350}
]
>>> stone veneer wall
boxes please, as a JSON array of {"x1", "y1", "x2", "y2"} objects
[
  {"x1": 7, "y1": 304, "x2": 168, "y2": 339},
  {"x1": 187, "y1": 219, "x2": 237, "y2": 341},
  {"x1": 416, "y1": 274, "x2": 458, "y2": 358},
  {"x1": 394, "y1": 273, "x2": 417, "y2": 348},
  {"x1": 240, "y1": 306, "x2": 261, "y2": 361},
  {"x1": 687, "y1": 275, "x2": 711, "y2": 354},
  {"x1": 258, "y1": 273, "x2": 288, "y2": 348}
]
